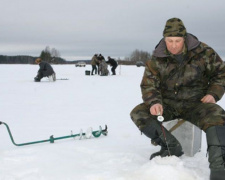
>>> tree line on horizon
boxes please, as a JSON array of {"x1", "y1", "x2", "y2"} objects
[{"x1": 0, "y1": 47, "x2": 151, "y2": 65}]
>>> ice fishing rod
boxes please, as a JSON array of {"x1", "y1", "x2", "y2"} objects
[
  {"x1": 0, "y1": 121, "x2": 107, "y2": 147},
  {"x1": 157, "y1": 114, "x2": 171, "y2": 156},
  {"x1": 56, "y1": 78, "x2": 69, "y2": 80}
]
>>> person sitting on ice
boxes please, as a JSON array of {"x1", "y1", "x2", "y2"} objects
[
  {"x1": 130, "y1": 18, "x2": 225, "y2": 180},
  {"x1": 34, "y1": 58, "x2": 56, "y2": 82}
]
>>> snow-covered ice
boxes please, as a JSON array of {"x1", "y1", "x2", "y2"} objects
[{"x1": 1, "y1": 64, "x2": 222, "y2": 180}]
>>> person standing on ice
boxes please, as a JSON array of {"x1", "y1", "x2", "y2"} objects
[
  {"x1": 97, "y1": 54, "x2": 105, "y2": 74},
  {"x1": 106, "y1": 56, "x2": 118, "y2": 75},
  {"x1": 34, "y1": 58, "x2": 56, "y2": 82},
  {"x1": 91, "y1": 54, "x2": 99, "y2": 75},
  {"x1": 130, "y1": 18, "x2": 225, "y2": 180}
]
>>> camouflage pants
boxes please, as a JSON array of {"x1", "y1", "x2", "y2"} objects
[{"x1": 130, "y1": 101, "x2": 225, "y2": 132}]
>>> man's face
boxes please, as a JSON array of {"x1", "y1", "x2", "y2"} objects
[{"x1": 165, "y1": 37, "x2": 185, "y2": 55}]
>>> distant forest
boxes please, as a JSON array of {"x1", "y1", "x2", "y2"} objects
[
  {"x1": 0, "y1": 55, "x2": 88, "y2": 64},
  {"x1": 0, "y1": 55, "x2": 136, "y2": 65},
  {"x1": 0, "y1": 48, "x2": 151, "y2": 65}
]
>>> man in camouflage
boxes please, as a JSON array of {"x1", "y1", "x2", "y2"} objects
[{"x1": 130, "y1": 18, "x2": 225, "y2": 180}]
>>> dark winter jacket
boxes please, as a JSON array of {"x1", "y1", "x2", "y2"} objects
[
  {"x1": 38, "y1": 61, "x2": 55, "y2": 76},
  {"x1": 98, "y1": 55, "x2": 105, "y2": 61},
  {"x1": 141, "y1": 33, "x2": 225, "y2": 107},
  {"x1": 106, "y1": 58, "x2": 117, "y2": 67}
]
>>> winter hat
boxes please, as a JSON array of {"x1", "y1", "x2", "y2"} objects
[
  {"x1": 163, "y1": 18, "x2": 187, "y2": 37},
  {"x1": 35, "y1": 58, "x2": 42, "y2": 64}
]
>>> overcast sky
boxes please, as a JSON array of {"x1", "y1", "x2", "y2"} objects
[{"x1": 0, "y1": 0, "x2": 225, "y2": 61}]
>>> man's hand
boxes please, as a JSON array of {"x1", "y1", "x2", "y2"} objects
[
  {"x1": 201, "y1": 94, "x2": 216, "y2": 103},
  {"x1": 150, "y1": 103, "x2": 163, "y2": 116}
]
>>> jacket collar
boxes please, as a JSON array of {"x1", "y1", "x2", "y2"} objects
[{"x1": 153, "y1": 33, "x2": 201, "y2": 58}]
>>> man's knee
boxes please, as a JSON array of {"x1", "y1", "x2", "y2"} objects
[
  {"x1": 130, "y1": 103, "x2": 150, "y2": 126},
  {"x1": 194, "y1": 103, "x2": 225, "y2": 131}
]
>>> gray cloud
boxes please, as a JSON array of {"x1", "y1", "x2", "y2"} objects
[{"x1": 0, "y1": 0, "x2": 225, "y2": 60}]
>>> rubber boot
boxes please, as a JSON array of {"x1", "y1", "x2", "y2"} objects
[
  {"x1": 206, "y1": 126, "x2": 225, "y2": 180},
  {"x1": 140, "y1": 119, "x2": 183, "y2": 160},
  {"x1": 34, "y1": 76, "x2": 40, "y2": 82},
  {"x1": 34, "y1": 72, "x2": 43, "y2": 82}
]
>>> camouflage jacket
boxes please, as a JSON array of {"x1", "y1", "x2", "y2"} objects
[
  {"x1": 91, "y1": 55, "x2": 99, "y2": 65},
  {"x1": 141, "y1": 33, "x2": 225, "y2": 107}
]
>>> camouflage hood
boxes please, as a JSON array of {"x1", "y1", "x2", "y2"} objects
[{"x1": 153, "y1": 33, "x2": 201, "y2": 58}]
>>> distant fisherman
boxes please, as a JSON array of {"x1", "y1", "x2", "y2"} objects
[
  {"x1": 106, "y1": 56, "x2": 118, "y2": 75},
  {"x1": 34, "y1": 58, "x2": 56, "y2": 82},
  {"x1": 91, "y1": 54, "x2": 99, "y2": 75}
]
